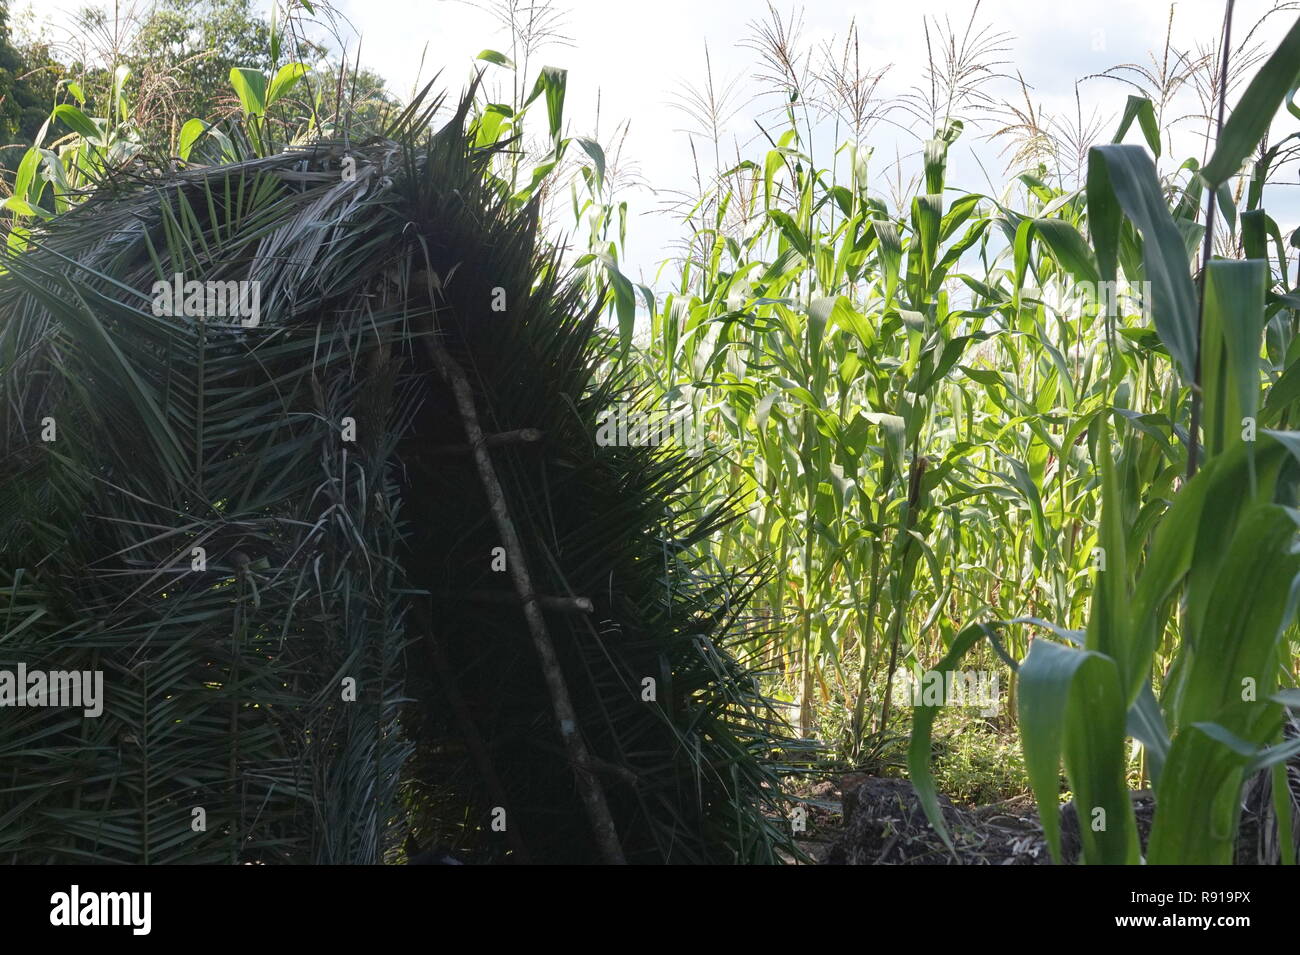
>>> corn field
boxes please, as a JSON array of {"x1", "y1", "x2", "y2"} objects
[
  {"x1": 1, "y1": 0, "x2": 1300, "y2": 880},
  {"x1": 588, "y1": 0, "x2": 1300, "y2": 864}
]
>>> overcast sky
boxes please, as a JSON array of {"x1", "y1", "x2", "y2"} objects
[
  {"x1": 329, "y1": 0, "x2": 1300, "y2": 280},
  {"x1": 17, "y1": 0, "x2": 1300, "y2": 284}
]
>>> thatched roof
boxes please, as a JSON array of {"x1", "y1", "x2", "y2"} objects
[{"x1": 0, "y1": 92, "x2": 808, "y2": 863}]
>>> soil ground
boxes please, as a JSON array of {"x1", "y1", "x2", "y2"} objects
[{"x1": 787, "y1": 775, "x2": 1278, "y2": 865}]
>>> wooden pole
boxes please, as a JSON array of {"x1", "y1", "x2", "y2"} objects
[{"x1": 417, "y1": 275, "x2": 627, "y2": 864}]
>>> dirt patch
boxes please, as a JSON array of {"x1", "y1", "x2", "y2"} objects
[{"x1": 815, "y1": 776, "x2": 1206, "y2": 865}]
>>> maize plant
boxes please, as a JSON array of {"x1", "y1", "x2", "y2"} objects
[
  {"x1": 904, "y1": 13, "x2": 1300, "y2": 864},
  {"x1": 623, "y1": 3, "x2": 1300, "y2": 863}
]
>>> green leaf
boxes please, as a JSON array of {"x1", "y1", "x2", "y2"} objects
[
  {"x1": 1125, "y1": 461, "x2": 1213, "y2": 703},
  {"x1": 872, "y1": 220, "x2": 902, "y2": 306},
  {"x1": 1112, "y1": 95, "x2": 1162, "y2": 156},
  {"x1": 907, "y1": 623, "x2": 987, "y2": 851},
  {"x1": 1245, "y1": 734, "x2": 1300, "y2": 774},
  {"x1": 13, "y1": 146, "x2": 43, "y2": 205},
  {"x1": 1202, "y1": 15, "x2": 1300, "y2": 185},
  {"x1": 923, "y1": 137, "x2": 948, "y2": 194},
  {"x1": 229, "y1": 67, "x2": 268, "y2": 117},
  {"x1": 575, "y1": 137, "x2": 605, "y2": 191},
  {"x1": 910, "y1": 194, "x2": 942, "y2": 293},
  {"x1": 472, "y1": 103, "x2": 513, "y2": 147},
  {"x1": 1177, "y1": 502, "x2": 1300, "y2": 728},
  {"x1": 1032, "y1": 218, "x2": 1101, "y2": 287},
  {"x1": 1199, "y1": 259, "x2": 1267, "y2": 458},
  {"x1": 1018, "y1": 638, "x2": 1138, "y2": 864},
  {"x1": 1087, "y1": 145, "x2": 1199, "y2": 384},
  {"x1": 1149, "y1": 704, "x2": 1283, "y2": 863},
  {"x1": 52, "y1": 104, "x2": 103, "y2": 146},
  {"x1": 266, "y1": 63, "x2": 309, "y2": 109},
  {"x1": 1, "y1": 197, "x2": 50, "y2": 219},
  {"x1": 863, "y1": 412, "x2": 905, "y2": 490},
  {"x1": 526, "y1": 66, "x2": 567, "y2": 144},
  {"x1": 768, "y1": 210, "x2": 810, "y2": 258},
  {"x1": 112, "y1": 65, "x2": 130, "y2": 121},
  {"x1": 596, "y1": 251, "x2": 636, "y2": 358},
  {"x1": 476, "y1": 49, "x2": 515, "y2": 68},
  {"x1": 1126, "y1": 681, "x2": 1169, "y2": 786},
  {"x1": 1085, "y1": 416, "x2": 1132, "y2": 686},
  {"x1": 178, "y1": 119, "x2": 208, "y2": 162}
]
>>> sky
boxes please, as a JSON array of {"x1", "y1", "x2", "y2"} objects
[{"x1": 16, "y1": 0, "x2": 1300, "y2": 285}]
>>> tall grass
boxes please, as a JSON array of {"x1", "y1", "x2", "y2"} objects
[{"x1": 611, "y1": 2, "x2": 1300, "y2": 862}]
